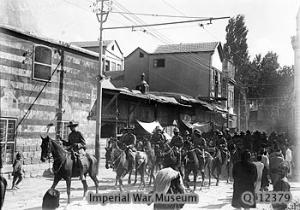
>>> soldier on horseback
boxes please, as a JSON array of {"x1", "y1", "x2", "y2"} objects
[
  {"x1": 119, "y1": 127, "x2": 136, "y2": 171},
  {"x1": 170, "y1": 127, "x2": 183, "y2": 149},
  {"x1": 191, "y1": 129, "x2": 207, "y2": 151},
  {"x1": 65, "y1": 121, "x2": 86, "y2": 180},
  {"x1": 170, "y1": 127, "x2": 183, "y2": 168},
  {"x1": 150, "y1": 126, "x2": 167, "y2": 149},
  {"x1": 216, "y1": 131, "x2": 228, "y2": 151}
]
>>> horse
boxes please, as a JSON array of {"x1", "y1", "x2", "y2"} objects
[
  {"x1": 40, "y1": 136, "x2": 99, "y2": 203},
  {"x1": 105, "y1": 139, "x2": 135, "y2": 191},
  {"x1": 141, "y1": 140, "x2": 156, "y2": 186},
  {"x1": 181, "y1": 142, "x2": 199, "y2": 191},
  {"x1": 211, "y1": 146, "x2": 231, "y2": 186},
  {"x1": 133, "y1": 151, "x2": 148, "y2": 189},
  {"x1": 0, "y1": 175, "x2": 7, "y2": 209},
  {"x1": 194, "y1": 148, "x2": 213, "y2": 187},
  {"x1": 160, "y1": 143, "x2": 183, "y2": 177}
]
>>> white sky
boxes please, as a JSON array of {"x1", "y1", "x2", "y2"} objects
[{"x1": 1, "y1": 0, "x2": 299, "y2": 66}]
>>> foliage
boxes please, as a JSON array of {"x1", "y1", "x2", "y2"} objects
[{"x1": 223, "y1": 15, "x2": 249, "y2": 72}]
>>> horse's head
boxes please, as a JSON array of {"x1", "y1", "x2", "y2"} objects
[{"x1": 40, "y1": 135, "x2": 51, "y2": 162}]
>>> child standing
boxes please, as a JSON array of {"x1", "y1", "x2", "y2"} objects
[{"x1": 11, "y1": 152, "x2": 24, "y2": 189}]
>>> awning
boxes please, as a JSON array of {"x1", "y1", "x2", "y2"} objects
[
  {"x1": 181, "y1": 120, "x2": 212, "y2": 133},
  {"x1": 136, "y1": 120, "x2": 171, "y2": 140}
]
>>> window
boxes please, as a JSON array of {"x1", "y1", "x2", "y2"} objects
[
  {"x1": 0, "y1": 118, "x2": 16, "y2": 164},
  {"x1": 105, "y1": 60, "x2": 110, "y2": 71},
  {"x1": 33, "y1": 45, "x2": 52, "y2": 81},
  {"x1": 111, "y1": 62, "x2": 116, "y2": 71},
  {"x1": 57, "y1": 121, "x2": 70, "y2": 140},
  {"x1": 139, "y1": 52, "x2": 144, "y2": 58},
  {"x1": 153, "y1": 58, "x2": 165, "y2": 68},
  {"x1": 117, "y1": 64, "x2": 122, "y2": 71},
  {"x1": 111, "y1": 45, "x2": 114, "y2": 51}
]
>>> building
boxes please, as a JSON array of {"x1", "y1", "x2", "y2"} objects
[
  {"x1": 71, "y1": 40, "x2": 125, "y2": 87},
  {"x1": 123, "y1": 42, "x2": 224, "y2": 99},
  {"x1": 0, "y1": 25, "x2": 200, "y2": 175},
  {"x1": 222, "y1": 59, "x2": 237, "y2": 130}
]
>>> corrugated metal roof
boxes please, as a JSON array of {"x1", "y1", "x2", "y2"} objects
[
  {"x1": 71, "y1": 40, "x2": 114, "y2": 48},
  {"x1": 153, "y1": 42, "x2": 220, "y2": 54}
]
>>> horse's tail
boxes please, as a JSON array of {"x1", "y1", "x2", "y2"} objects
[{"x1": 86, "y1": 153, "x2": 98, "y2": 177}]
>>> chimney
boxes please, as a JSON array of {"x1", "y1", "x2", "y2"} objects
[{"x1": 136, "y1": 73, "x2": 149, "y2": 94}]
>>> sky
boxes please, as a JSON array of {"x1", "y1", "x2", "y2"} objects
[{"x1": 1, "y1": 0, "x2": 299, "y2": 66}]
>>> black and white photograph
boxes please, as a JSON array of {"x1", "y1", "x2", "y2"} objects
[{"x1": 0, "y1": 0, "x2": 300, "y2": 209}]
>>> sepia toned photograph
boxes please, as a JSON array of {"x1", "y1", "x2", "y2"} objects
[{"x1": 0, "y1": 0, "x2": 300, "y2": 209}]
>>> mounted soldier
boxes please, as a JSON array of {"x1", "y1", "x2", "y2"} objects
[
  {"x1": 150, "y1": 126, "x2": 167, "y2": 147},
  {"x1": 119, "y1": 127, "x2": 137, "y2": 172},
  {"x1": 64, "y1": 121, "x2": 86, "y2": 181},
  {"x1": 191, "y1": 129, "x2": 207, "y2": 151},
  {"x1": 169, "y1": 127, "x2": 184, "y2": 170},
  {"x1": 216, "y1": 131, "x2": 228, "y2": 151},
  {"x1": 170, "y1": 127, "x2": 183, "y2": 149}
]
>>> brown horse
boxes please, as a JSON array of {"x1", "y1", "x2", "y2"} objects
[
  {"x1": 195, "y1": 148, "x2": 213, "y2": 187},
  {"x1": 142, "y1": 140, "x2": 157, "y2": 186},
  {"x1": 40, "y1": 136, "x2": 99, "y2": 203},
  {"x1": 211, "y1": 147, "x2": 231, "y2": 186},
  {"x1": 105, "y1": 139, "x2": 135, "y2": 191}
]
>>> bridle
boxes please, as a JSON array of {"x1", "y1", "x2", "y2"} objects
[{"x1": 41, "y1": 137, "x2": 67, "y2": 174}]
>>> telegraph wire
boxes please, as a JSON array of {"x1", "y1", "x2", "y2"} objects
[{"x1": 109, "y1": 11, "x2": 208, "y2": 19}]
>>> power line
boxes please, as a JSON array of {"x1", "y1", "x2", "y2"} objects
[
  {"x1": 160, "y1": 0, "x2": 186, "y2": 16},
  {"x1": 103, "y1": 16, "x2": 230, "y2": 30},
  {"x1": 110, "y1": 11, "x2": 208, "y2": 19}
]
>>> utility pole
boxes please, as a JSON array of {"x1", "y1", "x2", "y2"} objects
[{"x1": 93, "y1": 0, "x2": 110, "y2": 173}]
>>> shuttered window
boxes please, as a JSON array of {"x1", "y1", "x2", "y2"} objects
[
  {"x1": 32, "y1": 45, "x2": 52, "y2": 82},
  {"x1": 0, "y1": 118, "x2": 16, "y2": 164}
]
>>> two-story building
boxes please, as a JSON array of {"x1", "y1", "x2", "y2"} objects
[
  {"x1": 71, "y1": 40, "x2": 125, "y2": 87},
  {"x1": 123, "y1": 42, "x2": 224, "y2": 99}
]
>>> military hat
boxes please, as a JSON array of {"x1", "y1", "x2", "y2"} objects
[
  {"x1": 67, "y1": 121, "x2": 78, "y2": 127},
  {"x1": 155, "y1": 126, "x2": 162, "y2": 131},
  {"x1": 173, "y1": 127, "x2": 179, "y2": 133}
]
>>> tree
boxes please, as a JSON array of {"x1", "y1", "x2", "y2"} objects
[{"x1": 223, "y1": 15, "x2": 250, "y2": 73}]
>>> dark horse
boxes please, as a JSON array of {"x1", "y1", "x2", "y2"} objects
[
  {"x1": 40, "y1": 136, "x2": 99, "y2": 203},
  {"x1": 0, "y1": 175, "x2": 7, "y2": 209},
  {"x1": 105, "y1": 138, "x2": 135, "y2": 191},
  {"x1": 160, "y1": 143, "x2": 183, "y2": 177},
  {"x1": 211, "y1": 147, "x2": 231, "y2": 186},
  {"x1": 182, "y1": 141, "x2": 212, "y2": 190}
]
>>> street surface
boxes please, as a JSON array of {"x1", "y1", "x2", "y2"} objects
[{"x1": 3, "y1": 167, "x2": 300, "y2": 210}]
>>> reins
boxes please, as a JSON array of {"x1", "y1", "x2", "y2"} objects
[{"x1": 46, "y1": 139, "x2": 68, "y2": 174}]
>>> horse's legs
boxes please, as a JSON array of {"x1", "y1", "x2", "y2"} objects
[
  {"x1": 140, "y1": 164, "x2": 146, "y2": 188},
  {"x1": 66, "y1": 178, "x2": 71, "y2": 204},
  {"x1": 90, "y1": 175, "x2": 99, "y2": 193},
  {"x1": 51, "y1": 176, "x2": 61, "y2": 190},
  {"x1": 216, "y1": 163, "x2": 221, "y2": 186},
  {"x1": 193, "y1": 170, "x2": 197, "y2": 191},
  {"x1": 184, "y1": 168, "x2": 191, "y2": 188},
  {"x1": 133, "y1": 165, "x2": 138, "y2": 186},
  {"x1": 128, "y1": 170, "x2": 132, "y2": 184},
  {"x1": 207, "y1": 162, "x2": 211, "y2": 186},
  {"x1": 201, "y1": 171, "x2": 205, "y2": 187},
  {"x1": 81, "y1": 178, "x2": 88, "y2": 198},
  {"x1": 226, "y1": 162, "x2": 230, "y2": 183}
]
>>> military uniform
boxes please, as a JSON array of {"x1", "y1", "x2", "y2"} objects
[
  {"x1": 66, "y1": 121, "x2": 86, "y2": 180},
  {"x1": 170, "y1": 135, "x2": 183, "y2": 148},
  {"x1": 68, "y1": 131, "x2": 86, "y2": 151},
  {"x1": 120, "y1": 130, "x2": 136, "y2": 171},
  {"x1": 150, "y1": 132, "x2": 166, "y2": 146},
  {"x1": 192, "y1": 135, "x2": 207, "y2": 150},
  {"x1": 216, "y1": 136, "x2": 227, "y2": 149}
]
